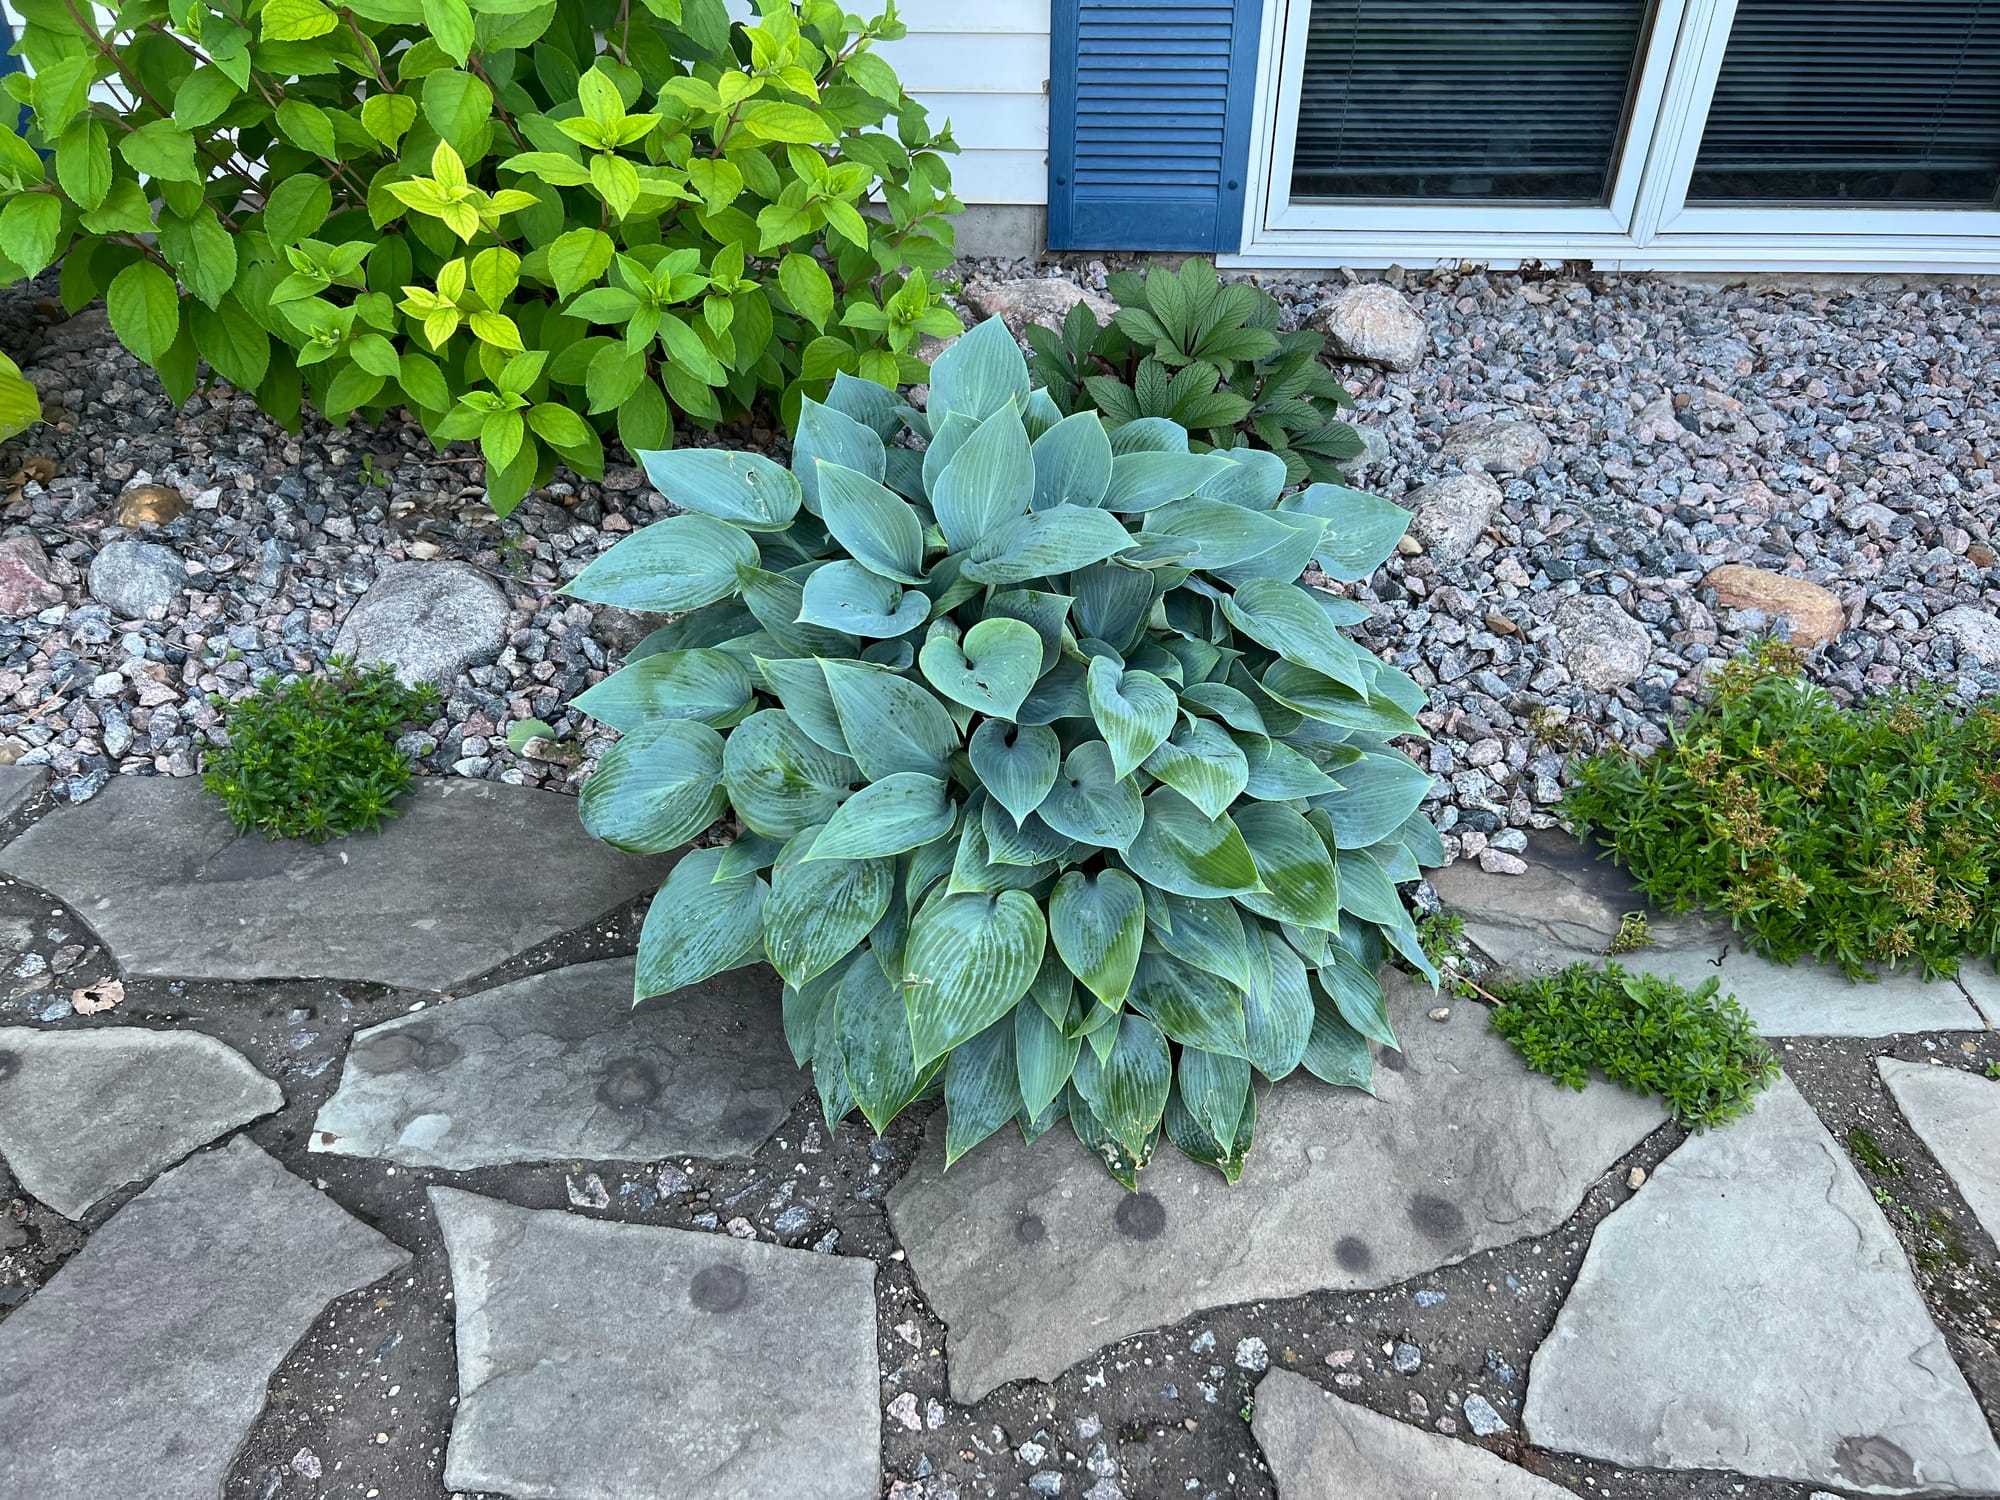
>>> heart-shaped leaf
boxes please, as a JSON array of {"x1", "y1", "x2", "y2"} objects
[
  {"x1": 579, "y1": 719, "x2": 726, "y2": 854},
  {"x1": 1142, "y1": 718, "x2": 1248, "y2": 819},
  {"x1": 918, "y1": 616, "x2": 1043, "y2": 720},
  {"x1": 1311, "y1": 749, "x2": 1435, "y2": 848},
  {"x1": 1049, "y1": 868, "x2": 1144, "y2": 1007},
  {"x1": 967, "y1": 719, "x2": 1061, "y2": 824},
  {"x1": 638, "y1": 447, "x2": 802, "y2": 531},
  {"x1": 1038, "y1": 740, "x2": 1144, "y2": 849},
  {"x1": 571, "y1": 648, "x2": 752, "y2": 733},
  {"x1": 1031, "y1": 409, "x2": 1113, "y2": 510},
  {"x1": 633, "y1": 844, "x2": 767, "y2": 1001},
  {"x1": 821, "y1": 659, "x2": 960, "y2": 780},
  {"x1": 1072, "y1": 1010, "x2": 1171, "y2": 1160},
  {"x1": 806, "y1": 772, "x2": 956, "y2": 862},
  {"x1": 1234, "y1": 802, "x2": 1342, "y2": 930},
  {"x1": 903, "y1": 888, "x2": 1047, "y2": 1069},
  {"x1": 818, "y1": 460, "x2": 926, "y2": 584},
  {"x1": 763, "y1": 827, "x2": 895, "y2": 986},
  {"x1": 1122, "y1": 787, "x2": 1262, "y2": 898},
  {"x1": 1279, "y1": 482, "x2": 1413, "y2": 582},
  {"x1": 799, "y1": 560, "x2": 930, "y2": 637},
  {"x1": 565, "y1": 512, "x2": 758, "y2": 611},
  {"x1": 1086, "y1": 657, "x2": 1176, "y2": 779},
  {"x1": 721, "y1": 708, "x2": 856, "y2": 838}
]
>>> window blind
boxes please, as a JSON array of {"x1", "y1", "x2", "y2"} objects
[
  {"x1": 1290, "y1": 1, "x2": 1652, "y2": 203},
  {"x1": 1688, "y1": 0, "x2": 2000, "y2": 206}
]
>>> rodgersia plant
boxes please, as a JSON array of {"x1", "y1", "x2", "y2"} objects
[{"x1": 567, "y1": 317, "x2": 1440, "y2": 1184}]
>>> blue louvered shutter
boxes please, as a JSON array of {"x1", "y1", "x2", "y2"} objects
[{"x1": 1048, "y1": 0, "x2": 1262, "y2": 252}]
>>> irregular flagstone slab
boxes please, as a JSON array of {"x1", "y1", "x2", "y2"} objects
[
  {"x1": 0, "y1": 1137, "x2": 409, "y2": 1500},
  {"x1": 1253, "y1": 1370, "x2": 1572, "y2": 1498},
  {"x1": 889, "y1": 974, "x2": 1665, "y2": 1402},
  {"x1": 431, "y1": 1187, "x2": 879, "y2": 1500},
  {"x1": 0, "y1": 763, "x2": 45, "y2": 823},
  {"x1": 1879, "y1": 1059, "x2": 2000, "y2": 1241},
  {"x1": 0, "y1": 775, "x2": 674, "y2": 992},
  {"x1": 1431, "y1": 833, "x2": 1985, "y2": 1037},
  {"x1": 310, "y1": 955, "x2": 801, "y2": 1169},
  {"x1": 1525, "y1": 1076, "x2": 2000, "y2": 1494},
  {"x1": 0, "y1": 1024, "x2": 282, "y2": 1218}
]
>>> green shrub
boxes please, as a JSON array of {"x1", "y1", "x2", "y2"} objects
[
  {"x1": 1025, "y1": 259, "x2": 1362, "y2": 487},
  {"x1": 0, "y1": 0, "x2": 961, "y2": 514},
  {"x1": 1491, "y1": 962, "x2": 1779, "y2": 1130},
  {"x1": 565, "y1": 317, "x2": 1442, "y2": 1185},
  {"x1": 1565, "y1": 642, "x2": 2000, "y2": 981},
  {"x1": 204, "y1": 659, "x2": 439, "y2": 840}
]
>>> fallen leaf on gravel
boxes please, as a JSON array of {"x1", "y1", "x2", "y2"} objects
[{"x1": 71, "y1": 980, "x2": 124, "y2": 1014}]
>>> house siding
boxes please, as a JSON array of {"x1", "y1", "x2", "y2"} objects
[{"x1": 879, "y1": 1, "x2": 1051, "y2": 206}]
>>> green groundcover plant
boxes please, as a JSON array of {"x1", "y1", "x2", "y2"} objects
[
  {"x1": 1026, "y1": 259, "x2": 1363, "y2": 487},
  {"x1": 0, "y1": 0, "x2": 961, "y2": 513},
  {"x1": 1491, "y1": 962, "x2": 1779, "y2": 1130},
  {"x1": 205, "y1": 657, "x2": 439, "y2": 839},
  {"x1": 564, "y1": 317, "x2": 1441, "y2": 1184},
  {"x1": 1566, "y1": 642, "x2": 2000, "y2": 982}
]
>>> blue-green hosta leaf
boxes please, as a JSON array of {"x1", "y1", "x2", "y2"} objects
[
  {"x1": 1317, "y1": 943, "x2": 1396, "y2": 1048},
  {"x1": 1332, "y1": 846, "x2": 1404, "y2": 929},
  {"x1": 962, "y1": 504, "x2": 1137, "y2": 587},
  {"x1": 869, "y1": 881, "x2": 911, "y2": 983},
  {"x1": 948, "y1": 811, "x2": 1055, "y2": 893},
  {"x1": 1194, "y1": 447, "x2": 1287, "y2": 509},
  {"x1": 1031, "y1": 409, "x2": 1113, "y2": 510},
  {"x1": 637, "y1": 447, "x2": 802, "y2": 531},
  {"x1": 1244, "y1": 923, "x2": 1313, "y2": 1080},
  {"x1": 1218, "y1": 579, "x2": 1371, "y2": 693},
  {"x1": 917, "y1": 616, "x2": 1042, "y2": 720},
  {"x1": 1177, "y1": 1046, "x2": 1251, "y2": 1153},
  {"x1": 944, "y1": 1017, "x2": 1019, "y2": 1166},
  {"x1": 983, "y1": 589, "x2": 1074, "y2": 675},
  {"x1": 1396, "y1": 807, "x2": 1447, "y2": 869},
  {"x1": 932, "y1": 399, "x2": 1032, "y2": 551},
  {"x1": 922, "y1": 409, "x2": 979, "y2": 500},
  {"x1": 737, "y1": 565, "x2": 858, "y2": 659},
  {"x1": 763, "y1": 828, "x2": 895, "y2": 986},
  {"x1": 825, "y1": 370, "x2": 902, "y2": 440},
  {"x1": 834, "y1": 955, "x2": 926, "y2": 1134},
  {"x1": 564, "y1": 513, "x2": 757, "y2": 611},
  {"x1": 1048, "y1": 868, "x2": 1144, "y2": 1007},
  {"x1": 1279, "y1": 482, "x2": 1412, "y2": 582},
  {"x1": 629, "y1": 603, "x2": 756, "y2": 660},
  {"x1": 782, "y1": 958, "x2": 846, "y2": 1068},
  {"x1": 1038, "y1": 740, "x2": 1144, "y2": 849},
  {"x1": 981, "y1": 800, "x2": 1074, "y2": 866},
  {"x1": 713, "y1": 832, "x2": 784, "y2": 881},
  {"x1": 1234, "y1": 802, "x2": 1342, "y2": 930},
  {"x1": 1086, "y1": 657, "x2": 1176, "y2": 779},
  {"x1": 813, "y1": 974, "x2": 859, "y2": 1127},
  {"x1": 1312, "y1": 749, "x2": 1436, "y2": 848},
  {"x1": 1108, "y1": 417, "x2": 1189, "y2": 454},
  {"x1": 1016, "y1": 996, "x2": 1081, "y2": 1119},
  {"x1": 1024, "y1": 386, "x2": 1066, "y2": 440},
  {"x1": 1018, "y1": 658, "x2": 1093, "y2": 726},
  {"x1": 905, "y1": 833, "x2": 957, "y2": 910},
  {"x1": 1365, "y1": 654, "x2": 1429, "y2": 715},
  {"x1": 571, "y1": 648, "x2": 753, "y2": 733},
  {"x1": 820, "y1": 659, "x2": 960, "y2": 780},
  {"x1": 579, "y1": 719, "x2": 726, "y2": 854},
  {"x1": 1102, "y1": 450, "x2": 1222, "y2": 512},
  {"x1": 793, "y1": 397, "x2": 886, "y2": 513},
  {"x1": 817, "y1": 460, "x2": 926, "y2": 584},
  {"x1": 1164, "y1": 1075, "x2": 1254, "y2": 1183},
  {"x1": 1364, "y1": 836, "x2": 1422, "y2": 884},
  {"x1": 1144, "y1": 890, "x2": 1258, "y2": 991},
  {"x1": 1236, "y1": 734, "x2": 1343, "y2": 800},
  {"x1": 1182, "y1": 682, "x2": 1270, "y2": 737},
  {"x1": 1122, "y1": 787, "x2": 1263, "y2": 898},
  {"x1": 1211, "y1": 513, "x2": 1331, "y2": 587},
  {"x1": 926, "y1": 314, "x2": 1029, "y2": 425},
  {"x1": 1069, "y1": 562, "x2": 1155, "y2": 653},
  {"x1": 1300, "y1": 979, "x2": 1374, "y2": 1090},
  {"x1": 1142, "y1": 719, "x2": 1248, "y2": 820},
  {"x1": 1144, "y1": 497, "x2": 1305, "y2": 574},
  {"x1": 1260, "y1": 661, "x2": 1425, "y2": 739},
  {"x1": 904, "y1": 888, "x2": 1047, "y2": 1069},
  {"x1": 633, "y1": 845, "x2": 767, "y2": 1001},
  {"x1": 1030, "y1": 951, "x2": 1081, "y2": 1028},
  {"x1": 806, "y1": 772, "x2": 955, "y2": 862},
  {"x1": 967, "y1": 719, "x2": 1061, "y2": 824},
  {"x1": 722, "y1": 708, "x2": 856, "y2": 837},
  {"x1": 798, "y1": 560, "x2": 930, "y2": 637},
  {"x1": 753, "y1": 655, "x2": 850, "y2": 756},
  {"x1": 1128, "y1": 947, "x2": 1249, "y2": 1060},
  {"x1": 1072, "y1": 1010, "x2": 1171, "y2": 1161}
]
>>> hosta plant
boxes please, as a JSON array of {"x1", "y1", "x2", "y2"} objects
[
  {"x1": 0, "y1": 0, "x2": 961, "y2": 514},
  {"x1": 1027, "y1": 259, "x2": 1363, "y2": 486},
  {"x1": 567, "y1": 318, "x2": 1439, "y2": 1184}
]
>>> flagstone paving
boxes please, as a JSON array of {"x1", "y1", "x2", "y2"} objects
[
  {"x1": 1253, "y1": 1369, "x2": 1576, "y2": 1498},
  {"x1": 0, "y1": 775, "x2": 673, "y2": 992},
  {"x1": 309, "y1": 955, "x2": 801, "y2": 1170},
  {"x1": 1431, "y1": 832, "x2": 1994, "y2": 1035},
  {"x1": 0, "y1": 1024, "x2": 280, "y2": 1218},
  {"x1": 1878, "y1": 1058, "x2": 2000, "y2": 1240},
  {"x1": 0, "y1": 765, "x2": 43, "y2": 823},
  {"x1": 1525, "y1": 1076, "x2": 2000, "y2": 1494},
  {"x1": 432, "y1": 1186, "x2": 881, "y2": 1500},
  {"x1": 889, "y1": 974, "x2": 1666, "y2": 1402},
  {"x1": 0, "y1": 1136, "x2": 408, "y2": 1500}
]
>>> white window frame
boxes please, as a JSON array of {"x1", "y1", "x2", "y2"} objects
[{"x1": 1227, "y1": 0, "x2": 2000, "y2": 272}]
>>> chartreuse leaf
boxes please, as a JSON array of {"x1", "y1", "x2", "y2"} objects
[
  {"x1": 1234, "y1": 802, "x2": 1342, "y2": 930},
  {"x1": 763, "y1": 827, "x2": 894, "y2": 986},
  {"x1": 571, "y1": 648, "x2": 752, "y2": 733},
  {"x1": 918, "y1": 617, "x2": 1042, "y2": 721},
  {"x1": 634, "y1": 845, "x2": 766, "y2": 1001},
  {"x1": 904, "y1": 889, "x2": 1047, "y2": 1069},
  {"x1": 821, "y1": 660, "x2": 959, "y2": 780},
  {"x1": 564, "y1": 513, "x2": 758, "y2": 610},
  {"x1": 1142, "y1": 719, "x2": 1248, "y2": 820},
  {"x1": 835, "y1": 956, "x2": 926, "y2": 1134},
  {"x1": 807, "y1": 773, "x2": 955, "y2": 862},
  {"x1": 107, "y1": 262, "x2": 181, "y2": 364},
  {"x1": 1049, "y1": 869, "x2": 1144, "y2": 1007},
  {"x1": 1123, "y1": 788, "x2": 1262, "y2": 899},
  {"x1": 1038, "y1": 740, "x2": 1143, "y2": 849},
  {"x1": 1087, "y1": 658, "x2": 1176, "y2": 779},
  {"x1": 638, "y1": 448, "x2": 802, "y2": 532},
  {"x1": 1072, "y1": 1010, "x2": 1171, "y2": 1160},
  {"x1": 579, "y1": 719, "x2": 726, "y2": 854},
  {"x1": 967, "y1": 720, "x2": 1061, "y2": 826},
  {"x1": 817, "y1": 462, "x2": 926, "y2": 584},
  {"x1": 927, "y1": 315, "x2": 1029, "y2": 425},
  {"x1": 1032, "y1": 409, "x2": 1114, "y2": 510},
  {"x1": 721, "y1": 709, "x2": 856, "y2": 838}
]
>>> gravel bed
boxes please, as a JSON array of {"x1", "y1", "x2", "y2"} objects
[{"x1": 0, "y1": 264, "x2": 1996, "y2": 863}]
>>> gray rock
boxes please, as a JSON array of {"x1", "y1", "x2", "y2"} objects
[
  {"x1": 332, "y1": 560, "x2": 510, "y2": 688},
  {"x1": 1430, "y1": 832, "x2": 1987, "y2": 1037},
  {"x1": 1310, "y1": 284, "x2": 1430, "y2": 371},
  {"x1": 1440, "y1": 418, "x2": 1551, "y2": 476},
  {"x1": 1403, "y1": 473, "x2": 1502, "y2": 563},
  {"x1": 963, "y1": 277, "x2": 1119, "y2": 341},
  {"x1": 0, "y1": 776, "x2": 672, "y2": 992},
  {"x1": 1253, "y1": 1370, "x2": 1571, "y2": 1498},
  {"x1": 0, "y1": 1026, "x2": 281, "y2": 1218},
  {"x1": 432, "y1": 1187, "x2": 879, "y2": 1500},
  {"x1": 1552, "y1": 596, "x2": 1651, "y2": 691},
  {"x1": 1525, "y1": 1077, "x2": 2000, "y2": 1494},
  {"x1": 889, "y1": 973, "x2": 1663, "y2": 1402},
  {"x1": 0, "y1": 1137, "x2": 409, "y2": 1500},
  {"x1": 87, "y1": 539, "x2": 187, "y2": 619},
  {"x1": 0, "y1": 763, "x2": 45, "y2": 822},
  {"x1": 311, "y1": 955, "x2": 800, "y2": 1170},
  {"x1": 1933, "y1": 606, "x2": 2000, "y2": 666},
  {"x1": 0, "y1": 534, "x2": 62, "y2": 618},
  {"x1": 1878, "y1": 1059, "x2": 2000, "y2": 1241}
]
